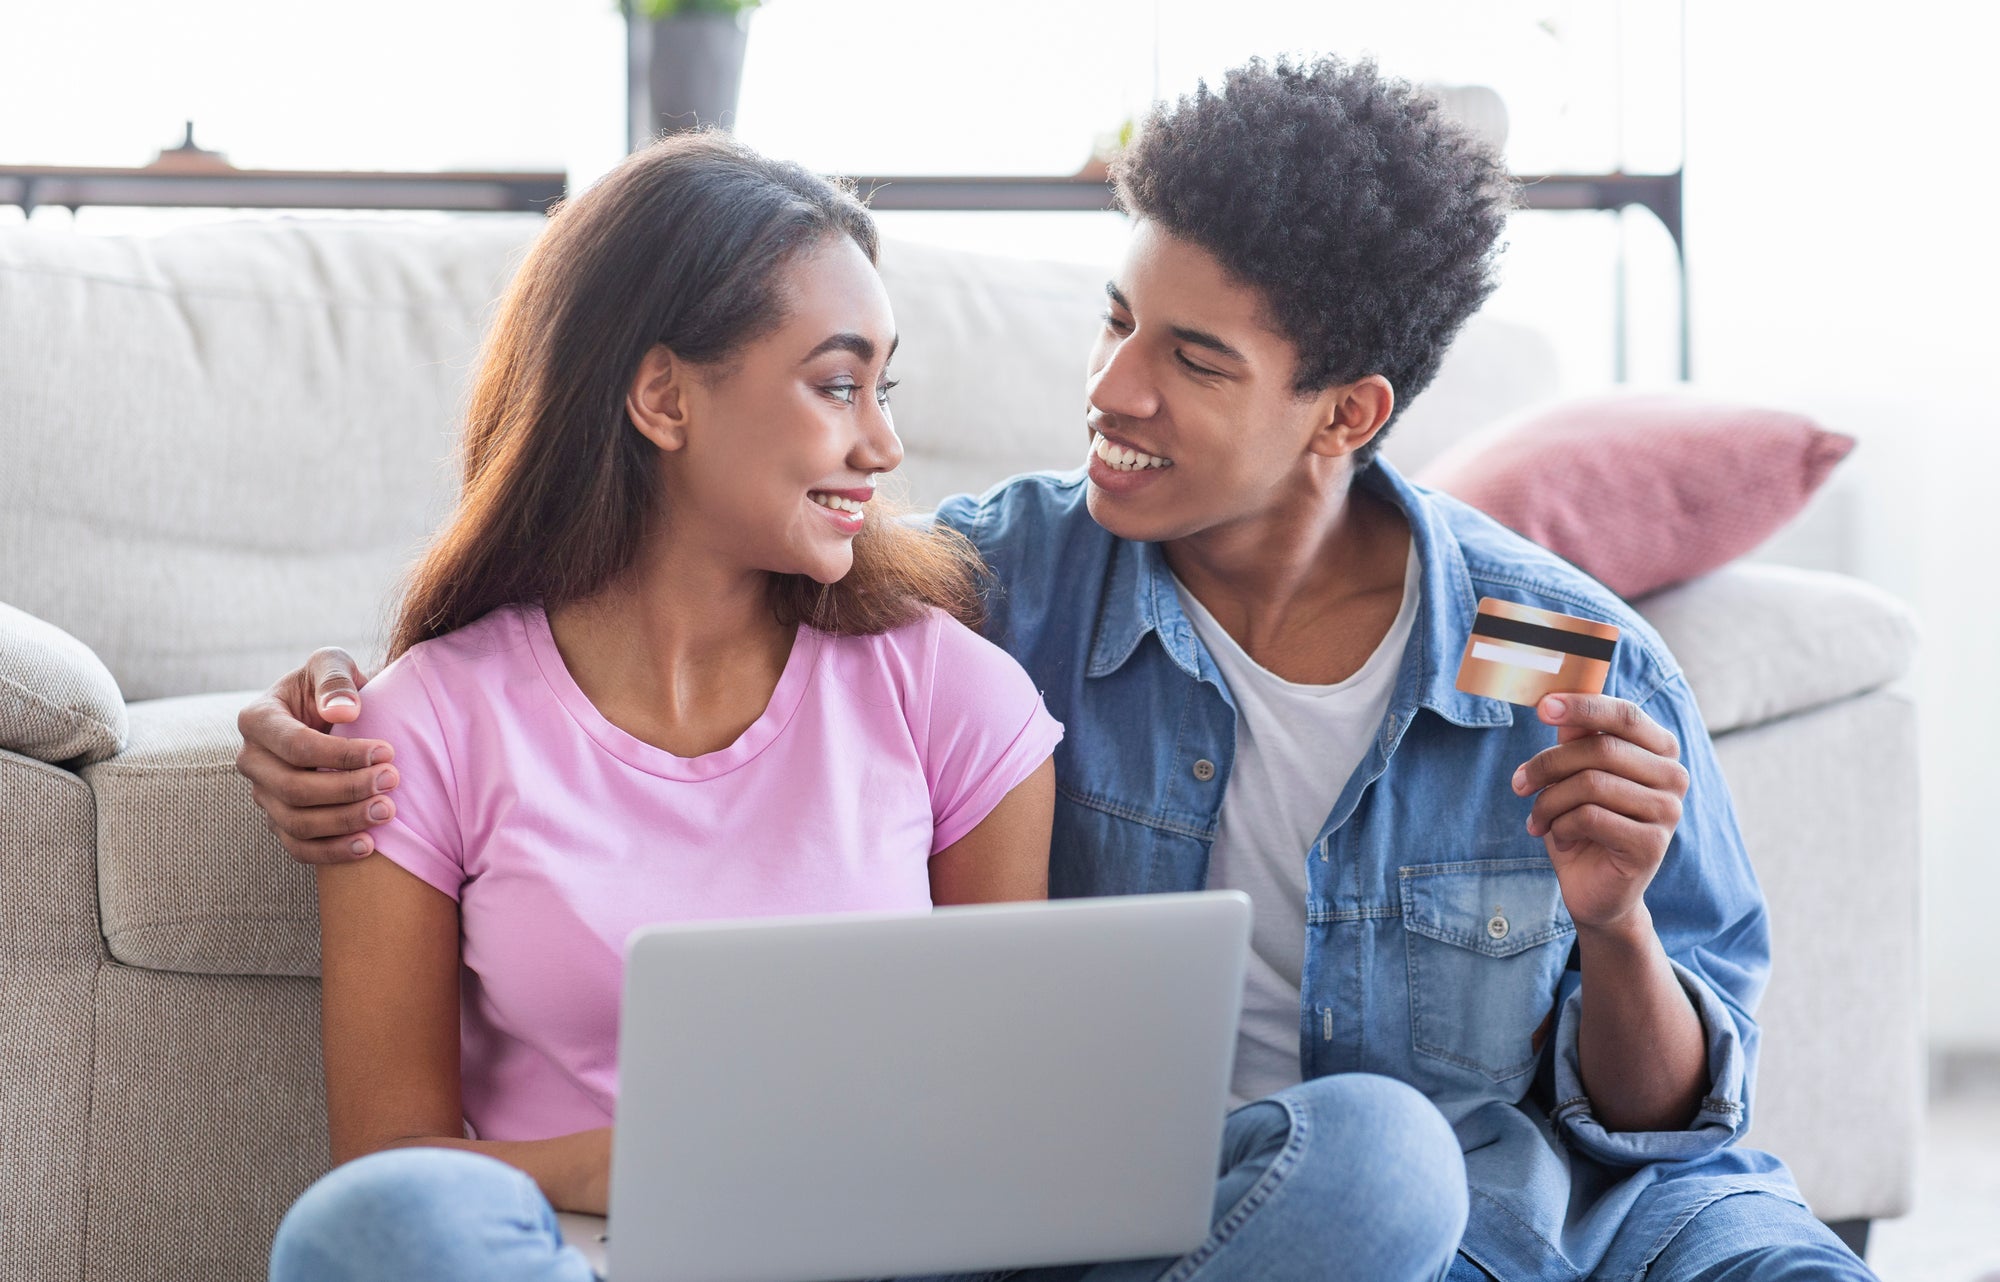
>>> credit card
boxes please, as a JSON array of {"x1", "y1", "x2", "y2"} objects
[{"x1": 1455, "y1": 597, "x2": 1619, "y2": 707}]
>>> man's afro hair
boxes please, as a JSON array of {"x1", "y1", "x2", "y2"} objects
[{"x1": 1111, "y1": 56, "x2": 1515, "y2": 466}]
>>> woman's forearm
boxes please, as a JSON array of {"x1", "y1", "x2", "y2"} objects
[
  {"x1": 371, "y1": 1128, "x2": 611, "y2": 1215},
  {"x1": 1573, "y1": 906, "x2": 1708, "y2": 1133}
]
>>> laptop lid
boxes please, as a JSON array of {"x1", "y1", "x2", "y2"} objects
[{"x1": 607, "y1": 891, "x2": 1250, "y2": 1282}]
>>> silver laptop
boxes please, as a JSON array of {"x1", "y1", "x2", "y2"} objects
[{"x1": 577, "y1": 891, "x2": 1250, "y2": 1282}]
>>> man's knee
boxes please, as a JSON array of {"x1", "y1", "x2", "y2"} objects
[
  {"x1": 271, "y1": 1147, "x2": 536, "y2": 1278},
  {"x1": 1277, "y1": 1074, "x2": 1469, "y2": 1259}
]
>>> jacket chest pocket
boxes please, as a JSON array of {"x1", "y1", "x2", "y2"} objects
[{"x1": 1399, "y1": 859, "x2": 1575, "y2": 1082}]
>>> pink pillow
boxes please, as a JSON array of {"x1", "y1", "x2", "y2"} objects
[{"x1": 1415, "y1": 393, "x2": 1855, "y2": 599}]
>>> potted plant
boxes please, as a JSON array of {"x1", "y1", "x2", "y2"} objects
[{"x1": 624, "y1": 0, "x2": 766, "y2": 148}]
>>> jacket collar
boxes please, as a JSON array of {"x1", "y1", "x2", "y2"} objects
[{"x1": 1085, "y1": 457, "x2": 1512, "y2": 730}]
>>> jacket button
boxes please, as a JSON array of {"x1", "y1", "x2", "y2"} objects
[
  {"x1": 1487, "y1": 913, "x2": 1509, "y2": 941},
  {"x1": 1192, "y1": 758, "x2": 1216, "y2": 782}
]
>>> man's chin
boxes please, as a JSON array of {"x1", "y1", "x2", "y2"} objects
[{"x1": 1085, "y1": 482, "x2": 1188, "y2": 544}]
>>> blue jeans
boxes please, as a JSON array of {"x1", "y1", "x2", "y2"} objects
[
  {"x1": 1440, "y1": 1189, "x2": 1877, "y2": 1281},
  {"x1": 270, "y1": 1146, "x2": 599, "y2": 1282},
  {"x1": 270, "y1": 1074, "x2": 1465, "y2": 1282}
]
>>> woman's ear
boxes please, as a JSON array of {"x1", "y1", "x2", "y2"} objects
[
  {"x1": 626, "y1": 344, "x2": 694, "y2": 451},
  {"x1": 1306, "y1": 374, "x2": 1396, "y2": 461}
]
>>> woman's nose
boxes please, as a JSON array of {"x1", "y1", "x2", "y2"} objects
[{"x1": 857, "y1": 401, "x2": 904, "y2": 475}]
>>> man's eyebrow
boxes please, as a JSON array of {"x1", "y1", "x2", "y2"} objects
[
  {"x1": 1169, "y1": 325, "x2": 1248, "y2": 364},
  {"x1": 1103, "y1": 282, "x2": 1248, "y2": 365},
  {"x1": 799, "y1": 332, "x2": 900, "y2": 364}
]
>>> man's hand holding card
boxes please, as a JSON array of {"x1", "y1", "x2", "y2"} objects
[{"x1": 1457, "y1": 599, "x2": 1692, "y2": 932}]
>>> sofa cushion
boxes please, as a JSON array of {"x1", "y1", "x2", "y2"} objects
[
  {"x1": 82, "y1": 691, "x2": 320, "y2": 977},
  {"x1": 0, "y1": 218, "x2": 542, "y2": 701},
  {"x1": 875, "y1": 238, "x2": 1102, "y2": 507},
  {"x1": 1417, "y1": 393, "x2": 1856, "y2": 599},
  {"x1": 0, "y1": 601, "x2": 127, "y2": 764},
  {"x1": 1634, "y1": 562, "x2": 1919, "y2": 735}
]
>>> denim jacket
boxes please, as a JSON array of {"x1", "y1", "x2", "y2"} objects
[{"x1": 935, "y1": 460, "x2": 1804, "y2": 1282}]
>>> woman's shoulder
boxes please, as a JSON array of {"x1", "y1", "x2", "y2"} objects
[
  {"x1": 343, "y1": 604, "x2": 538, "y2": 737},
  {"x1": 401, "y1": 602, "x2": 538, "y2": 674},
  {"x1": 814, "y1": 607, "x2": 1033, "y2": 716},
  {"x1": 820, "y1": 606, "x2": 1012, "y2": 672}
]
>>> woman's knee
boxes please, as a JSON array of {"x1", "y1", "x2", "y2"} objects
[
  {"x1": 1277, "y1": 1075, "x2": 1469, "y2": 1253},
  {"x1": 1644, "y1": 1192, "x2": 1874, "y2": 1281},
  {"x1": 271, "y1": 1147, "x2": 544, "y2": 1280}
]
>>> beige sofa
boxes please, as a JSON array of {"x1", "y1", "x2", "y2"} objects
[{"x1": 0, "y1": 217, "x2": 1921, "y2": 1281}]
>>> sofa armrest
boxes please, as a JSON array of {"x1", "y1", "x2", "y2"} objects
[
  {"x1": 80, "y1": 692, "x2": 319, "y2": 978},
  {"x1": 1633, "y1": 563, "x2": 1918, "y2": 735},
  {"x1": 0, "y1": 601, "x2": 126, "y2": 765},
  {"x1": 0, "y1": 746, "x2": 106, "y2": 1281},
  {"x1": 1722, "y1": 689, "x2": 1922, "y2": 1222}
]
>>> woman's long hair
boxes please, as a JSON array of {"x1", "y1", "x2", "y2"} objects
[{"x1": 388, "y1": 132, "x2": 983, "y2": 661}]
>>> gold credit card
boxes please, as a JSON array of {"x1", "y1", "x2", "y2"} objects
[{"x1": 1454, "y1": 597, "x2": 1620, "y2": 707}]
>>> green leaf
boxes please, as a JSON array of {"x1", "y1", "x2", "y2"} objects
[{"x1": 628, "y1": 0, "x2": 764, "y2": 18}]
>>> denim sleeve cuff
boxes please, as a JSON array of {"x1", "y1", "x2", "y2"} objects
[
  {"x1": 932, "y1": 491, "x2": 979, "y2": 537},
  {"x1": 1549, "y1": 958, "x2": 1749, "y2": 1167}
]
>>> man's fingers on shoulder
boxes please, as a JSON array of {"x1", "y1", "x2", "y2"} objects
[
  {"x1": 306, "y1": 647, "x2": 368, "y2": 710},
  {"x1": 239, "y1": 740, "x2": 341, "y2": 806},
  {"x1": 238, "y1": 690, "x2": 306, "y2": 752},
  {"x1": 284, "y1": 832, "x2": 378, "y2": 866},
  {"x1": 238, "y1": 682, "x2": 347, "y2": 762},
  {"x1": 250, "y1": 757, "x2": 392, "y2": 817},
  {"x1": 236, "y1": 694, "x2": 270, "y2": 739},
  {"x1": 270, "y1": 718, "x2": 386, "y2": 772}
]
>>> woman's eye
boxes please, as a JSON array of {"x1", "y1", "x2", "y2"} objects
[{"x1": 824, "y1": 379, "x2": 898, "y2": 408}]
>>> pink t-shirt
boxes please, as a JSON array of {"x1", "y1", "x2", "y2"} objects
[{"x1": 332, "y1": 602, "x2": 1061, "y2": 1142}]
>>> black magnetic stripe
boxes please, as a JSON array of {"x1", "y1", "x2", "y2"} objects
[{"x1": 1471, "y1": 613, "x2": 1617, "y2": 662}]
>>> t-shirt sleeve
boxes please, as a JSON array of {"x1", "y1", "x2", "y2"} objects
[
  {"x1": 329, "y1": 651, "x2": 467, "y2": 901},
  {"x1": 919, "y1": 612, "x2": 1065, "y2": 854}
]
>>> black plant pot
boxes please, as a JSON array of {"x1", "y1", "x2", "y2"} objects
[{"x1": 628, "y1": 11, "x2": 749, "y2": 148}]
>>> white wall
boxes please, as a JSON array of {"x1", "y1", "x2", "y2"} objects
[
  {"x1": 1682, "y1": 1, "x2": 2000, "y2": 1050},
  {"x1": 0, "y1": 0, "x2": 629, "y2": 189}
]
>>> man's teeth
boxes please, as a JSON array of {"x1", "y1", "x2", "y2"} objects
[
  {"x1": 809, "y1": 492, "x2": 868, "y2": 514},
  {"x1": 1091, "y1": 432, "x2": 1171, "y2": 472}
]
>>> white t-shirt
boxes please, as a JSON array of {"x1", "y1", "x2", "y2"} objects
[{"x1": 1174, "y1": 547, "x2": 1420, "y2": 1107}]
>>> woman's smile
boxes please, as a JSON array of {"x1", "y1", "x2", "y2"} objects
[{"x1": 807, "y1": 486, "x2": 871, "y2": 533}]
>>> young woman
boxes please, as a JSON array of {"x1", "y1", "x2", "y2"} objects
[{"x1": 267, "y1": 133, "x2": 1062, "y2": 1280}]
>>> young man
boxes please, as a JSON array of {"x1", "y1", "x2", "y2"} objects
[{"x1": 238, "y1": 57, "x2": 1871, "y2": 1281}]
